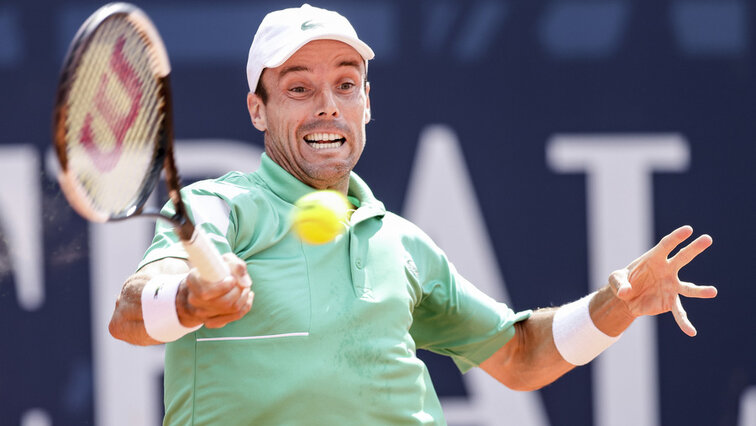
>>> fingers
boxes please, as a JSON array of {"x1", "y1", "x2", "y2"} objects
[
  {"x1": 669, "y1": 234, "x2": 712, "y2": 270},
  {"x1": 205, "y1": 291, "x2": 255, "y2": 328},
  {"x1": 186, "y1": 273, "x2": 234, "y2": 300},
  {"x1": 183, "y1": 254, "x2": 255, "y2": 329},
  {"x1": 671, "y1": 296, "x2": 697, "y2": 337},
  {"x1": 188, "y1": 278, "x2": 247, "y2": 312},
  {"x1": 213, "y1": 280, "x2": 253, "y2": 313},
  {"x1": 613, "y1": 227, "x2": 714, "y2": 337},
  {"x1": 654, "y1": 225, "x2": 694, "y2": 257},
  {"x1": 679, "y1": 281, "x2": 718, "y2": 299},
  {"x1": 609, "y1": 269, "x2": 633, "y2": 299},
  {"x1": 187, "y1": 255, "x2": 253, "y2": 299},
  {"x1": 223, "y1": 253, "x2": 252, "y2": 288}
]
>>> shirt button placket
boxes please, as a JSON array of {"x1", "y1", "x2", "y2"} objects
[{"x1": 349, "y1": 226, "x2": 369, "y2": 298}]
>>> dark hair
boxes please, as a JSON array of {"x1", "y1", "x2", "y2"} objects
[{"x1": 254, "y1": 70, "x2": 269, "y2": 104}]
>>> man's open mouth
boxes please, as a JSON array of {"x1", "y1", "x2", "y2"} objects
[{"x1": 304, "y1": 133, "x2": 346, "y2": 150}]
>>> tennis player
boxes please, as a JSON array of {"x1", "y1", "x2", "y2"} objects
[{"x1": 109, "y1": 4, "x2": 717, "y2": 424}]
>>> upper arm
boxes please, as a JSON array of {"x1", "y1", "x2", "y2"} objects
[
  {"x1": 400, "y1": 224, "x2": 531, "y2": 372},
  {"x1": 410, "y1": 274, "x2": 530, "y2": 373}
]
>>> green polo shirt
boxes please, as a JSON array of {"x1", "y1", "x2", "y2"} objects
[{"x1": 139, "y1": 154, "x2": 531, "y2": 425}]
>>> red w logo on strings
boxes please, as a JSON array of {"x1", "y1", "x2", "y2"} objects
[{"x1": 79, "y1": 36, "x2": 143, "y2": 172}]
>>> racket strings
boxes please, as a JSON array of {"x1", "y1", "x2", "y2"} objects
[{"x1": 63, "y1": 16, "x2": 166, "y2": 216}]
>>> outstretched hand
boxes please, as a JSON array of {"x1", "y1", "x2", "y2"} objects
[{"x1": 609, "y1": 225, "x2": 717, "y2": 336}]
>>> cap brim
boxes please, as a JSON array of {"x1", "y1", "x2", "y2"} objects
[{"x1": 264, "y1": 34, "x2": 375, "y2": 69}]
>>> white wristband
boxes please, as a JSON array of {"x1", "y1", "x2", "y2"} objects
[
  {"x1": 552, "y1": 292, "x2": 620, "y2": 366},
  {"x1": 141, "y1": 274, "x2": 202, "y2": 342}
]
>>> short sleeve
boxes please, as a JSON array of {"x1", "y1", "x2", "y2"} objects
[
  {"x1": 409, "y1": 262, "x2": 531, "y2": 373},
  {"x1": 137, "y1": 182, "x2": 236, "y2": 270}
]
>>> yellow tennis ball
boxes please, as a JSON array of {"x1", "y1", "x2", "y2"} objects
[{"x1": 292, "y1": 190, "x2": 350, "y2": 244}]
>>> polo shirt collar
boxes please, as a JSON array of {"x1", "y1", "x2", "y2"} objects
[
  {"x1": 257, "y1": 153, "x2": 316, "y2": 204},
  {"x1": 257, "y1": 153, "x2": 386, "y2": 223},
  {"x1": 347, "y1": 172, "x2": 386, "y2": 224}
]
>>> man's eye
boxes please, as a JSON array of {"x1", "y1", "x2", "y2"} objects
[
  {"x1": 339, "y1": 82, "x2": 355, "y2": 90},
  {"x1": 290, "y1": 86, "x2": 306, "y2": 93}
]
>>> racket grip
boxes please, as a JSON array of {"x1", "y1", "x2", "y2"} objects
[{"x1": 182, "y1": 227, "x2": 230, "y2": 283}]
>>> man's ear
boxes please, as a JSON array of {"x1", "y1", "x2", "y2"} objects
[
  {"x1": 247, "y1": 92, "x2": 267, "y2": 131},
  {"x1": 364, "y1": 81, "x2": 371, "y2": 124}
]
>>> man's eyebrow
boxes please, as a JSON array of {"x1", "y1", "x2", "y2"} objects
[
  {"x1": 279, "y1": 65, "x2": 310, "y2": 78},
  {"x1": 338, "y1": 60, "x2": 362, "y2": 70},
  {"x1": 278, "y1": 60, "x2": 362, "y2": 78}
]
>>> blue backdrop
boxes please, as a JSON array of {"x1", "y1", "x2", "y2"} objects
[{"x1": 0, "y1": 1, "x2": 753, "y2": 425}]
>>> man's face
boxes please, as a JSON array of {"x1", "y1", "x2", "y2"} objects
[{"x1": 248, "y1": 40, "x2": 371, "y2": 191}]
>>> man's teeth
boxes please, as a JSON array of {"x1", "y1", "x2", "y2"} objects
[
  {"x1": 304, "y1": 133, "x2": 344, "y2": 149},
  {"x1": 305, "y1": 133, "x2": 343, "y2": 142},
  {"x1": 309, "y1": 142, "x2": 341, "y2": 150}
]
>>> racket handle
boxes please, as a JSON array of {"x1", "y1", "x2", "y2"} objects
[{"x1": 182, "y1": 227, "x2": 230, "y2": 283}]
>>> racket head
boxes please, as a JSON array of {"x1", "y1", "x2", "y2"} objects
[{"x1": 53, "y1": 2, "x2": 172, "y2": 222}]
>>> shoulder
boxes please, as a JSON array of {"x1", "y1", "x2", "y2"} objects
[
  {"x1": 178, "y1": 172, "x2": 277, "y2": 233},
  {"x1": 183, "y1": 172, "x2": 253, "y2": 200},
  {"x1": 382, "y1": 212, "x2": 434, "y2": 241},
  {"x1": 380, "y1": 212, "x2": 444, "y2": 257},
  {"x1": 180, "y1": 172, "x2": 277, "y2": 210}
]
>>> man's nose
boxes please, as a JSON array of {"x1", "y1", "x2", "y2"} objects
[{"x1": 315, "y1": 88, "x2": 339, "y2": 118}]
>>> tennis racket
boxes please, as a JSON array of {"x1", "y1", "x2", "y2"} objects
[{"x1": 53, "y1": 2, "x2": 229, "y2": 283}]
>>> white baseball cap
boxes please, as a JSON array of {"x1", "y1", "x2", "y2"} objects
[{"x1": 246, "y1": 4, "x2": 375, "y2": 93}]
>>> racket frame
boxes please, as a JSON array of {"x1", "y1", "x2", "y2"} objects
[
  {"x1": 53, "y1": 2, "x2": 229, "y2": 283},
  {"x1": 53, "y1": 2, "x2": 172, "y2": 224}
]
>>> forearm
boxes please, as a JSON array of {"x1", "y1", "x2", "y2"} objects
[
  {"x1": 109, "y1": 273, "x2": 162, "y2": 346},
  {"x1": 109, "y1": 258, "x2": 191, "y2": 346},
  {"x1": 589, "y1": 284, "x2": 635, "y2": 336},
  {"x1": 482, "y1": 285, "x2": 635, "y2": 391},
  {"x1": 481, "y1": 308, "x2": 574, "y2": 391},
  {"x1": 483, "y1": 226, "x2": 714, "y2": 391}
]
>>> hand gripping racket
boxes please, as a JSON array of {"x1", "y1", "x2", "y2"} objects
[{"x1": 53, "y1": 2, "x2": 229, "y2": 283}]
